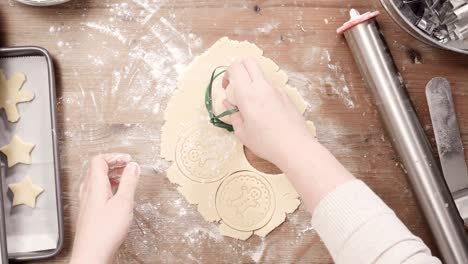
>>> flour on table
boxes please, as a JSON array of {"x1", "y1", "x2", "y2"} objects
[{"x1": 161, "y1": 37, "x2": 316, "y2": 240}]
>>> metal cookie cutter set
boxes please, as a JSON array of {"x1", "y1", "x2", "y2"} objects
[
  {"x1": 0, "y1": 47, "x2": 64, "y2": 262},
  {"x1": 382, "y1": 0, "x2": 468, "y2": 54}
]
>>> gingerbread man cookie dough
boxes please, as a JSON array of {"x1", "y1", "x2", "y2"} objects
[{"x1": 0, "y1": 71, "x2": 35, "y2": 122}]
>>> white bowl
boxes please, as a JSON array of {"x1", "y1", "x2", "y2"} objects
[{"x1": 15, "y1": 0, "x2": 72, "y2": 6}]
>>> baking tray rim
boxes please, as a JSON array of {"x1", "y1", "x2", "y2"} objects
[
  {"x1": 0, "y1": 46, "x2": 64, "y2": 261},
  {"x1": 0, "y1": 155, "x2": 9, "y2": 264}
]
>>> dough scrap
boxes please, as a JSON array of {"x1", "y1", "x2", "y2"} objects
[
  {"x1": 9, "y1": 176, "x2": 44, "y2": 208},
  {"x1": 0, "y1": 71, "x2": 35, "y2": 122},
  {"x1": 0, "y1": 135, "x2": 35, "y2": 167},
  {"x1": 161, "y1": 37, "x2": 316, "y2": 240}
]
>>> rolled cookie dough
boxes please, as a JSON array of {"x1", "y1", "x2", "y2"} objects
[
  {"x1": 161, "y1": 37, "x2": 316, "y2": 240},
  {"x1": 0, "y1": 71, "x2": 35, "y2": 122}
]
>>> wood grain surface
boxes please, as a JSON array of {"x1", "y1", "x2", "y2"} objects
[{"x1": 1, "y1": 0, "x2": 467, "y2": 263}]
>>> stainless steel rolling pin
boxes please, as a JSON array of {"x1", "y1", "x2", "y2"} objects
[{"x1": 337, "y1": 9, "x2": 468, "y2": 263}]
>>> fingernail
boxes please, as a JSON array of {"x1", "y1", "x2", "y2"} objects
[
  {"x1": 119, "y1": 154, "x2": 132, "y2": 162},
  {"x1": 110, "y1": 154, "x2": 132, "y2": 164},
  {"x1": 127, "y1": 162, "x2": 141, "y2": 176}
]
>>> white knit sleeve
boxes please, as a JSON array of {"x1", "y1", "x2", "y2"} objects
[{"x1": 311, "y1": 180, "x2": 441, "y2": 264}]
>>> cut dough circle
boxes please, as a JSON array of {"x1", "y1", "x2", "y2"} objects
[
  {"x1": 160, "y1": 37, "x2": 315, "y2": 240},
  {"x1": 216, "y1": 171, "x2": 275, "y2": 232},
  {"x1": 175, "y1": 123, "x2": 237, "y2": 183}
]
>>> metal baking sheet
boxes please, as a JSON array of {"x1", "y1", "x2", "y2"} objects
[
  {"x1": 0, "y1": 155, "x2": 8, "y2": 263},
  {"x1": 0, "y1": 47, "x2": 63, "y2": 261}
]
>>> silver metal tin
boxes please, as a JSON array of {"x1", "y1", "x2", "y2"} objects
[
  {"x1": 0, "y1": 46, "x2": 63, "y2": 261},
  {"x1": 380, "y1": 0, "x2": 468, "y2": 55}
]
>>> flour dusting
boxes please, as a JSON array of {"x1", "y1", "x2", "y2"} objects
[
  {"x1": 256, "y1": 22, "x2": 280, "y2": 34},
  {"x1": 249, "y1": 237, "x2": 266, "y2": 262},
  {"x1": 132, "y1": 0, "x2": 165, "y2": 24},
  {"x1": 322, "y1": 50, "x2": 356, "y2": 109},
  {"x1": 28, "y1": 1, "x2": 355, "y2": 262},
  {"x1": 184, "y1": 226, "x2": 223, "y2": 243},
  {"x1": 82, "y1": 22, "x2": 129, "y2": 45}
]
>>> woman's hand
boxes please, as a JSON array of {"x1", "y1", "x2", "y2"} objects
[
  {"x1": 222, "y1": 58, "x2": 313, "y2": 168},
  {"x1": 70, "y1": 153, "x2": 141, "y2": 264},
  {"x1": 223, "y1": 58, "x2": 354, "y2": 212}
]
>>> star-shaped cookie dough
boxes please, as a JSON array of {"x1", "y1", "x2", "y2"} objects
[
  {"x1": 9, "y1": 176, "x2": 44, "y2": 208},
  {"x1": 0, "y1": 135, "x2": 35, "y2": 167},
  {"x1": 0, "y1": 71, "x2": 35, "y2": 122}
]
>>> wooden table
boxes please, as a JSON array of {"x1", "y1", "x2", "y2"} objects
[{"x1": 1, "y1": 0, "x2": 467, "y2": 263}]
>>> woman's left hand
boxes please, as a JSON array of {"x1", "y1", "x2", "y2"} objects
[{"x1": 70, "y1": 153, "x2": 141, "y2": 264}]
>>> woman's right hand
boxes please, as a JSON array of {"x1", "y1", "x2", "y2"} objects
[
  {"x1": 222, "y1": 58, "x2": 314, "y2": 168},
  {"x1": 223, "y1": 58, "x2": 354, "y2": 212}
]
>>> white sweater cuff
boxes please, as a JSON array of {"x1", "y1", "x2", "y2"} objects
[{"x1": 311, "y1": 180, "x2": 434, "y2": 263}]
